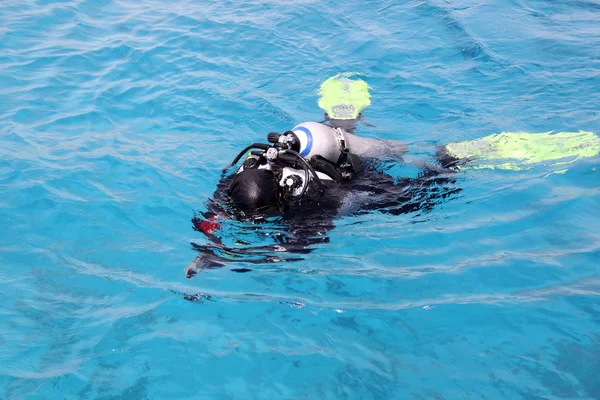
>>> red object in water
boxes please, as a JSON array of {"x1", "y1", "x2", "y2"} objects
[{"x1": 195, "y1": 217, "x2": 221, "y2": 235}]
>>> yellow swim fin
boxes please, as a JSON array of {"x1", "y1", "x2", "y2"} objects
[
  {"x1": 318, "y1": 72, "x2": 371, "y2": 120},
  {"x1": 445, "y1": 131, "x2": 600, "y2": 171}
]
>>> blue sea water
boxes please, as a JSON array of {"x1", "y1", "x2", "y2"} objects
[{"x1": 1, "y1": 0, "x2": 600, "y2": 398}]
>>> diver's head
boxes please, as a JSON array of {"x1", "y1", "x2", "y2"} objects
[{"x1": 228, "y1": 168, "x2": 279, "y2": 217}]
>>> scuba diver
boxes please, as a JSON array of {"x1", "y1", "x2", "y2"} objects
[{"x1": 185, "y1": 73, "x2": 600, "y2": 279}]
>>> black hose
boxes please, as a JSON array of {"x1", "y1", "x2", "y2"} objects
[
  {"x1": 227, "y1": 144, "x2": 324, "y2": 199},
  {"x1": 282, "y1": 150, "x2": 325, "y2": 196},
  {"x1": 229, "y1": 143, "x2": 271, "y2": 167}
]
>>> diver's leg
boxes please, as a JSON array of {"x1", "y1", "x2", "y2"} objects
[
  {"x1": 436, "y1": 146, "x2": 463, "y2": 169},
  {"x1": 345, "y1": 134, "x2": 408, "y2": 159},
  {"x1": 348, "y1": 161, "x2": 461, "y2": 216}
]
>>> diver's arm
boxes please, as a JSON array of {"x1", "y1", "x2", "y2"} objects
[
  {"x1": 192, "y1": 172, "x2": 234, "y2": 239},
  {"x1": 185, "y1": 188, "x2": 337, "y2": 279},
  {"x1": 184, "y1": 220, "x2": 334, "y2": 279},
  {"x1": 185, "y1": 173, "x2": 234, "y2": 278}
]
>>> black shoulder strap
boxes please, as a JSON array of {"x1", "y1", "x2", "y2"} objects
[{"x1": 309, "y1": 155, "x2": 343, "y2": 182}]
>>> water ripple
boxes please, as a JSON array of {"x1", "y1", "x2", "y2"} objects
[{"x1": 1, "y1": 0, "x2": 599, "y2": 398}]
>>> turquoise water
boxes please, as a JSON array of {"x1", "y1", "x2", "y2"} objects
[{"x1": 1, "y1": 0, "x2": 600, "y2": 398}]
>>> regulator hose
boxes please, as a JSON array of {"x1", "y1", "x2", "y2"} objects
[{"x1": 229, "y1": 143, "x2": 271, "y2": 167}]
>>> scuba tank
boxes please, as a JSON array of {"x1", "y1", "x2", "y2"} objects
[
  {"x1": 226, "y1": 122, "x2": 361, "y2": 214},
  {"x1": 290, "y1": 122, "x2": 348, "y2": 164}
]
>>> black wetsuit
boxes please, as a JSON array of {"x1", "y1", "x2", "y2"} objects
[{"x1": 186, "y1": 150, "x2": 461, "y2": 278}]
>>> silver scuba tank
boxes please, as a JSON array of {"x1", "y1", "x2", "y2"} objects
[{"x1": 290, "y1": 122, "x2": 348, "y2": 164}]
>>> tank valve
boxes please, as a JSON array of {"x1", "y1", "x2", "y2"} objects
[{"x1": 267, "y1": 132, "x2": 281, "y2": 143}]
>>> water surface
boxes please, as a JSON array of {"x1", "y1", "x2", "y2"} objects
[{"x1": 1, "y1": 0, "x2": 599, "y2": 398}]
